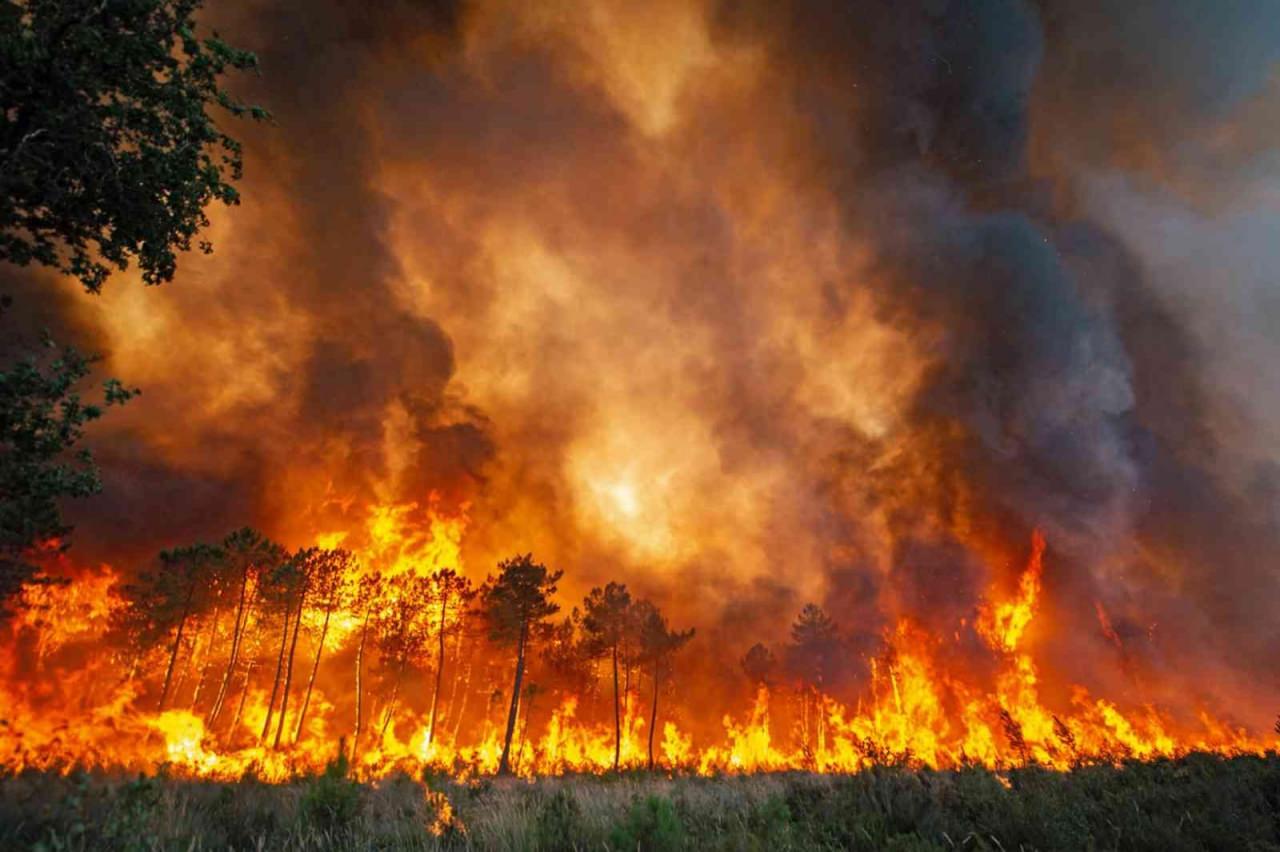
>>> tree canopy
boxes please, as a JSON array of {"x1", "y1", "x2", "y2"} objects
[
  {"x1": 0, "y1": 0, "x2": 267, "y2": 291},
  {"x1": 0, "y1": 339, "x2": 135, "y2": 614}
]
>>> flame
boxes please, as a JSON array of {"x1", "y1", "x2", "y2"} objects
[{"x1": 0, "y1": 519, "x2": 1274, "y2": 783}]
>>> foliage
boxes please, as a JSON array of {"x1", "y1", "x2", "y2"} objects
[
  {"x1": 2, "y1": 754, "x2": 1280, "y2": 850},
  {"x1": 787, "y1": 603, "x2": 841, "y2": 691},
  {"x1": 0, "y1": 337, "x2": 136, "y2": 614},
  {"x1": 298, "y1": 750, "x2": 361, "y2": 833},
  {"x1": 533, "y1": 788, "x2": 583, "y2": 852},
  {"x1": 0, "y1": 0, "x2": 268, "y2": 291},
  {"x1": 482, "y1": 553, "x2": 563, "y2": 647},
  {"x1": 608, "y1": 795, "x2": 684, "y2": 852}
]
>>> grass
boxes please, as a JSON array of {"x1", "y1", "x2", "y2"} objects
[{"x1": 1, "y1": 753, "x2": 1278, "y2": 850}]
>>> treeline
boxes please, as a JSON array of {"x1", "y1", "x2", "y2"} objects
[{"x1": 109, "y1": 529, "x2": 695, "y2": 775}]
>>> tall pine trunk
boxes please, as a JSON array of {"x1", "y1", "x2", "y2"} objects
[
  {"x1": 294, "y1": 603, "x2": 332, "y2": 744},
  {"x1": 425, "y1": 594, "x2": 449, "y2": 749},
  {"x1": 611, "y1": 642, "x2": 622, "y2": 770},
  {"x1": 157, "y1": 586, "x2": 195, "y2": 712},
  {"x1": 273, "y1": 581, "x2": 307, "y2": 748},
  {"x1": 379, "y1": 655, "x2": 408, "y2": 741},
  {"x1": 209, "y1": 567, "x2": 252, "y2": 725},
  {"x1": 351, "y1": 612, "x2": 370, "y2": 757},
  {"x1": 648, "y1": 664, "x2": 661, "y2": 771},
  {"x1": 190, "y1": 604, "x2": 221, "y2": 709},
  {"x1": 260, "y1": 596, "x2": 293, "y2": 742},
  {"x1": 230, "y1": 660, "x2": 256, "y2": 736},
  {"x1": 497, "y1": 621, "x2": 528, "y2": 776}
]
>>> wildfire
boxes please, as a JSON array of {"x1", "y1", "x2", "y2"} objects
[{"x1": 0, "y1": 512, "x2": 1273, "y2": 784}]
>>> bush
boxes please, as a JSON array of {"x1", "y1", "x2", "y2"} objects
[
  {"x1": 535, "y1": 788, "x2": 585, "y2": 851},
  {"x1": 609, "y1": 795, "x2": 684, "y2": 852},
  {"x1": 299, "y1": 750, "x2": 362, "y2": 833}
]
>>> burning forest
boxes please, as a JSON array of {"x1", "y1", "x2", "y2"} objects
[{"x1": 2, "y1": 0, "x2": 1280, "y2": 846}]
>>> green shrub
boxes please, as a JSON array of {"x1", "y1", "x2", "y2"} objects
[
  {"x1": 299, "y1": 750, "x2": 362, "y2": 832},
  {"x1": 609, "y1": 794, "x2": 684, "y2": 852},
  {"x1": 535, "y1": 788, "x2": 585, "y2": 851}
]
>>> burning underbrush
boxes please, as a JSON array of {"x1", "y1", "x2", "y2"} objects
[{"x1": 1, "y1": 503, "x2": 1274, "y2": 785}]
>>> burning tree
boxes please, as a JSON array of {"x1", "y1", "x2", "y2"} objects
[
  {"x1": 635, "y1": 600, "x2": 695, "y2": 771},
  {"x1": 482, "y1": 553, "x2": 562, "y2": 776},
  {"x1": 423, "y1": 567, "x2": 473, "y2": 751},
  {"x1": 293, "y1": 548, "x2": 355, "y2": 744},
  {"x1": 111, "y1": 542, "x2": 222, "y2": 711},
  {"x1": 580, "y1": 581, "x2": 634, "y2": 771},
  {"x1": 372, "y1": 574, "x2": 434, "y2": 741}
]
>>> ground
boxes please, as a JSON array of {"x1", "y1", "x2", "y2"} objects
[{"x1": 1, "y1": 753, "x2": 1278, "y2": 850}]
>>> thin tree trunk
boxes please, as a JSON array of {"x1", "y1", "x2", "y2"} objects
[
  {"x1": 158, "y1": 587, "x2": 194, "y2": 712},
  {"x1": 273, "y1": 581, "x2": 307, "y2": 748},
  {"x1": 260, "y1": 596, "x2": 293, "y2": 742},
  {"x1": 378, "y1": 655, "x2": 409, "y2": 741},
  {"x1": 425, "y1": 594, "x2": 449, "y2": 749},
  {"x1": 449, "y1": 647, "x2": 473, "y2": 744},
  {"x1": 209, "y1": 567, "x2": 252, "y2": 725},
  {"x1": 352, "y1": 613, "x2": 370, "y2": 757},
  {"x1": 612, "y1": 642, "x2": 622, "y2": 770},
  {"x1": 497, "y1": 621, "x2": 528, "y2": 776},
  {"x1": 648, "y1": 665, "x2": 661, "y2": 771},
  {"x1": 190, "y1": 604, "x2": 222, "y2": 709},
  {"x1": 294, "y1": 603, "x2": 332, "y2": 743},
  {"x1": 514, "y1": 689, "x2": 537, "y2": 775},
  {"x1": 230, "y1": 660, "x2": 256, "y2": 736}
]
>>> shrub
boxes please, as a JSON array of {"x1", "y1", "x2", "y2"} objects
[
  {"x1": 299, "y1": 750, "x2": 362, "y2": 833},
  {"x1": 535, "y1": 788, "x2": 585, "y2": 851},
  {"x1": 609, "y1": 795, "x2": 684, "y2": 852}
]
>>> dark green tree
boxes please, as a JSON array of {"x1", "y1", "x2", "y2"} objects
[
  {"x1": 482, "y1": 553, "x2": 562, "y2": 776},
  {"x1": 0, "y1": 0, "x2": 268, "y2": 291},
  {"x1": 581, "y1": 581, "x2": 633, "y2": 771},
  {"x1": 0, "y1": 339, "x2": 135, "y2": 615},
  {"x1": 635, "y1": 600, "x2": 694, "y2": 771}
]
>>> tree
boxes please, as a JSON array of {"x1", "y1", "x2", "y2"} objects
[
  {"x1": 481, "y1": 553, "x2": 562, "y2": 776},
  {"x1": 372, "y1": 573, "x2": 433, "y2": 741},
  {"x1": 788, "y1": 603, "x2": 840, "y2": 692},
  {"x1": 293, "y1": 548, "x2": 354, "y2": 744},
  {"x1": 0, "y1": 339, "x2": 135, "y2": 615},
  {"x1": 350, "y1": 571, "x2": 386, "y2": 756},
  {"x1": 635, "y1": 601, "x2": 694, "y2": 771},
  {"x1": 423, "y1": 567, "x2": 472, "y2": 751},
  {"x1": 257, "y1": 550, "x2": 305, "y2": 744},
  {"x1": 787, "y1": 603, "x2": 841, "y2": 753},
  {"x1": 112, "y1": 542, "x2": 222, "y2": 712},
  {"x1": 741, "y1": 642, "x2": 778, "y2": 689},
  {"x1": 581, "y1": 581, "x2": 633, "y2": 771},
  {"x1": 207, "y1": 527, "x2": 284, "y2": 728},
  {"x1": 0, "y1": 0, "x2": 268, "y2": 292}
]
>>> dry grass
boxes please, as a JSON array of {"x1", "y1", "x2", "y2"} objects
[{"x1": 2, "y1": 752, "x2": 1278, "y2": 850}]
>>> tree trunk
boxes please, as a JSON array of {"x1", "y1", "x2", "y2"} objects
[
  {"x1": 425, "y1": 594, "x2": 449, "y2": 749},
  {"x1": 157, "y1": 587, "x2": 194, "y2": 712},
  {"x1": 352, "y1": 613, "x2": 370, "y2": 757},
  {"x1": 612, "y1": 642, "x2": 622, "y2": 770},
  {"x1": 230, "y1": 660, "x2": 256, "y2": 736},
  {"x1": 260, "y1": 597, "x2": 293, "y2": 742},
  {"x1": 190, "y1": 604, "x2": 222, "y2": 709},
  {"x1": 378, "y1": 655, "x2": 408, "y2": 741},
  {"x1": 648, "y1": 664, "x2": 661, "y2": 771},
  {"x1": 449, "y1": 645, "x2": 473, "y2": 744},
  {"x1": 514, "y1": 689, "x2": 537, "y2": 774},
  {"x1": 273, "y1": 581, "x2": 307, "y2": 748},
  {"x1": 294, "y1": 603, "x2": 332, "y2": 743},
  {"x1": 497, "y1": 621, "x2": 528, "y2": 776},
  {"x1": 209, "y1": 567, "x2": 252, "y2": 725}
]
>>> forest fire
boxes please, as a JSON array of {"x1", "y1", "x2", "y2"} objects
[
  {"x1": 0, "y1": 506, "x2": 1272, "y2": 782},
  {"x1": 2, "y1": 1, "x2": 1279, "y2": 823}
]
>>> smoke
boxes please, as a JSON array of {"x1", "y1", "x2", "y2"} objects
[{"x1": 5, "y1": 0, "x2": 1277, "y2": 722}]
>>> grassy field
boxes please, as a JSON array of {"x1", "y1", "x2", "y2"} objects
[{"x1": 2, "y1": 753, "x2": 1278, "y2": 851}]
